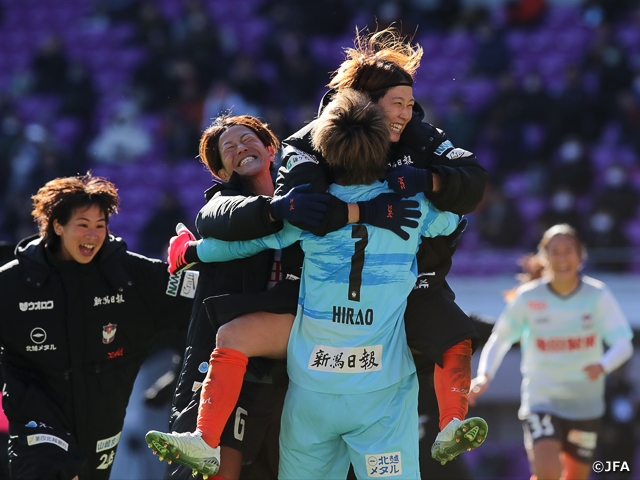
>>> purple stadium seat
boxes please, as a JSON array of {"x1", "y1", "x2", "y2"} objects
[
  {"x1": 624, "y1": 218, "x2": 640, "y2": 248},
  {"x1": 447, "y1": 31, "x2": 475, "y2": 57},
  {"x1": 544, "y1": 5, "x2": 582, "y2": 29},
  {"x1": 460, "y1": 78, "x2": 496, "y2": 111},
  {"x1": 599, "y1": 122, "x2": 622, "y2": 145},
  {"x1": 416, "y1": 34, "x2": 443, "y2": 58},
  {"x1": 17, "y1": 95, "x2": 61, "y2": 124},
  {"x1": 51, "y1": 117, "x2": 83, "y2": 148},
  {"x1": 522, "y1": 123, "x2": 546, "y2": 151},
  {"x1": 502, "y1": 173, "x2": 529, "y2": 199},
  {"x1": 506, "y1": 30, "x2": 528, "y2": 53},
  {"x1": 616, "y1": 24, "x2": 640, "y2": 54},
  {"x1": 517, "y1": 197, "x2": 546, "y2": 222}
]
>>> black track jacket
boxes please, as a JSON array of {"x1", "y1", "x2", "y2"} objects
[{"x1": 0, "y1": 235, "x2": 194, "y2": 480}]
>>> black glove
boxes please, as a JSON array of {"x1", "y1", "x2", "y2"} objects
[
  {"x1": 269, "y1": 183, "x2": 330, "y2": 226},
  {"x1": 358, "y1": 193, "x2": 421, "y2": 241},
  {"x1": 386, "y1": 165, "x2": 433, "y2": 198}
]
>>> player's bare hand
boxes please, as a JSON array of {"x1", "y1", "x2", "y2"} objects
[
  {"x1": 469, "y1": 374, "x2": 491, "y2": 407},
  {"x1": 583, "y1": 363, "x2": 605, "y2": 381}
]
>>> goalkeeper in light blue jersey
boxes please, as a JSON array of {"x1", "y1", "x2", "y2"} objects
[{"x1": 187, "y1": 89, "x2": 459, "y2": 479}]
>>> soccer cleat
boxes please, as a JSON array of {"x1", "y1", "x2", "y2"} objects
[
  {"x1": 431, "y1": 417, "x2": 488, "y2": 465},
  {"x1": 145, "y1": 430, "x2": 220, "y2": 478}
]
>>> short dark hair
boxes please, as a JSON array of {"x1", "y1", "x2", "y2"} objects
[
  {"x1": 311, "y1": 89, "x2": 389, "y2": 185},
  {"x1": 199, "y1": 114, "x2": 280, "y2": 179},
  {"x1": 31, "y1": 172, "x2": 119, "y2": 247}
]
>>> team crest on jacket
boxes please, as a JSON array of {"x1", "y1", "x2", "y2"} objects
[{"x1": 102, "y1": 323, "x2": 117, "y2": 344}]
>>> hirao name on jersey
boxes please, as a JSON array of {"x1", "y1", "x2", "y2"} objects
[{"x1": 332, "y1": 305, "x2": 374, "y2": 325}]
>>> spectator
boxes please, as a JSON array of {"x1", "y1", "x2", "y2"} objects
[
  {"x1": 471, "y1": 21, "x2": 511, "y2": 77},
  {"x1": 593, "y1": 164, "x2": 640, "y2": 222},
  {"x1": 537, "y1": 187, "x2": 584, "y2": 239},
  {"x1": 260, "y1": 29, "x2": 326, "y2": 108},
  {"x1": 614, "y1": 90, "x2": 640, "y2": 157},
  {"x1": 172, "y1": 0, "x2": 224, "y2": 86},
  {"x1": 481, "y1": 73, "x2": 527, "y2": 175},
  {"x1": 584, "y1": 24, "x2": 634, "y2": 121},
  {"x1": 227, "y1": 55, "x2": 272, "y2": 107},
  {"x1": 584, "y1": 207, "x2": 632, "y2": 272},
  {"x1": 133, "y1": 1, "x2": 172, "y2": 48},
  {"x1": 476, "y1": 182, "x2": 523, "y2": 248},
  {"x1": 139, "y1": 191, "x2": 188, "y2": 259},
  {"x1": 440, "y1": 95, "x2": 478, "y2": 150},
  {"x1": 549, "y1": 135, "x2": 594, "y2": 196},
  {"x1": 548, "y1": 65, "x2": 599, "y2": 148},
  {"x1": 30, "y1": 35, "x2": 70, "y2": 94},
  {"x1": 200, "y1": 81, "x2": 260, "y2": 130},
  {"x1": 505, "y1": 0, "x2": 548, "y2": 27},
  {"x1": 58, "y1": 62, "x2": 97, "y2": 124},
  {"x1": 598, "y1": 363, "x2": 639, "y2": 480},
  {"x1": 88, "y1": 101, "x2": 152, "y2": 164},
  {"x1": 519, "y1": 72, "x2": 553, "y2": 127},
  {"x1": 409, "y1": 0, "x2": 463, "y2": 32},
  {"x1": 131, "y1": 35, "x2": 175, "y2": 112}
]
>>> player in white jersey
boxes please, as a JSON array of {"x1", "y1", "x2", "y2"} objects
[{"x1": 469, "y1": 224, "x2": 633, "y2": 480}]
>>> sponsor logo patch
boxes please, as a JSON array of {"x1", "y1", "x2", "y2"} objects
[
  {"x1": 285, "y1": 148, "x2": 319, "y2": 170},
  {"x1": 308, "y1": 344, "x2": 382, "y2": 373},
  {"x1": 30, "y1": 327, "x2": 47, "y2": 344},
  {"x1": 180, "y1": 270, "x2": 199, "y2": 298},
  {"x1": 434, "y1": 140, "x2": 454, "y2": 156},
  {"x1": 93, "y1": 295, "x2": 124, "y2": 306},
  {"x1": 96, "y1": 431, "x2": 121, "y2": 452},
  {"x1": 107, "y1": 347, "x2": 124, "y2": 359},
  {"x1": 198, "y1": 362, "x2": 209, "y2": 373},
  {"x1": 528, "y1": 301, "x2": 547, "y2": 310},
  {"x1": 366, "y1": 451, "x2": 402, "y2": 477},
  {"x1": 166, "y1": 271, "x2": 182, "y2": 297},
  {"x1": 102, "y1": 323, "x2": 117, "y2": 344},
  {"x1": 20, "y1": 301, "x2": 54, "y2": 311},
  {"x1": 27, "y1": 434, "x2": 69, "y2": 451},
  {"x1": 192, "y1": 381, "x2": 202, "y2": 392},
  {"x1": 446, "y1": 148, "x2": 472, "y2": 160}
]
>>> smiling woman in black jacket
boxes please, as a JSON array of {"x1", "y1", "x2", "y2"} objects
[{"x1": 0, "y1": 173, "x2": 195, "y2": 480}]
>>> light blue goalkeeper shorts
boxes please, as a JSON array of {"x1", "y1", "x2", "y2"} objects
[{"x1": 279, "y1": 372, "x2": 419, "y2": 479}]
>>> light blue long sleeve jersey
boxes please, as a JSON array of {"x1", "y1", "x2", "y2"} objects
[{"x1": 197, "y1": 180, "x2": 459, "y2": 395}]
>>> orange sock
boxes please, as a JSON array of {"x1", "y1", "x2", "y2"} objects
[
  {"x1": 196, "y1": 347, "x2": 248, "y2": 448},
  {"x1": 434, "y1": 339, "x2": 472, "y2": 430}
]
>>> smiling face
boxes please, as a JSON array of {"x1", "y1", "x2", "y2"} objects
[
  {"x1": 217, "y1": 125, "x2": 275, "y2": 181},
  {"x1": 545, "y1": 234, "x2": 582, "y2": 283},
  {"x1": 376, "y1": 85, "x2": 415, "y2": 143},
  {"x1": 53, "y1": 204, "x2": 107, "y2": 263}
]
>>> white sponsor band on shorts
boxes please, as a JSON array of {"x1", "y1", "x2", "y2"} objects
[{"x1": 366, "y1": 451, "x2": 402, "y2": 477}]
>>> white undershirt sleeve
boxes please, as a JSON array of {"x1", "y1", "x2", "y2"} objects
[
  {"x1": 477, "y1": 331, "x2": 513, "y2": 379},
  {"x1": 600, "y1": 337, "x2": 633, "y2": 374}
]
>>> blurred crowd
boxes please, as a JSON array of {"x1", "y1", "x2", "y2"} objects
[{"x1": 0, "y1": 0, "x2": 639, "y2": 271}]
